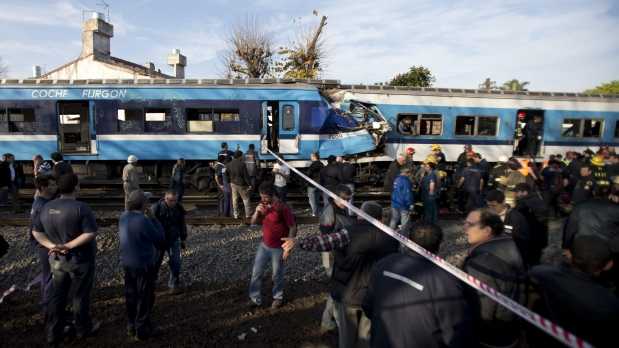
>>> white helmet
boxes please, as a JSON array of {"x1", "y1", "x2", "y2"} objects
[{"x1": 127, "y1": 155, "x2": 138, "y2": 163}]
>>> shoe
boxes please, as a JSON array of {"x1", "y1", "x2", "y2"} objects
[
  {"x1": 248, "y1": 299, "x2": 261, "y2": 309},
  {"x1": 271, "y1": 299, "x2": 284, "y2": 309},
  {"x1": 76, "y1": 321, "x2": 101, "y2": 339}
]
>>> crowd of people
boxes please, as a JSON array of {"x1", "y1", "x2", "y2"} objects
[{"x1": 0, "y1": 143, "x2": 618, "y2": 347}]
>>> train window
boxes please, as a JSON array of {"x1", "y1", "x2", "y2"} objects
[
  {"x1": 477, "y1": 117, "x2": 498, "y2": 136},
  {"x1": 117, "y1": 109, "x2": 144, "y2": 133},
  {"x1": 455, "y1": 116, "x2": 476, "y2": 136},
  {"x1": 397, "y1": 114, "x2": 417, "y2": 135},
  {"x1": 561, "y1": 118, "x2": 603, "y2": 138},
  {"x1": 282, "y1": 105, "x2": 295, "y2": 130},
  {"x1": 8, "y1": 108, "x2": 36, "y2": 132},
  {"x1": 144, "y1": 108, "x2": 170, "y2": 132},
  {"x1": 419, "y1": 114, "x2": 442, "y2": 135},
  {"x1": 214, "y1": 109, "x2": 240, "y2": 122},
  {"x1": 186, "y1": 108, "x2": 214, "y2": 133},
  {"x1": 615, "y1": 120, "x2": 619, "y2": 138}
]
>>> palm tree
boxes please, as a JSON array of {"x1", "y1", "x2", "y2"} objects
[
  {"x1": 478, "y1": 77, "x2": 497, "y2": 90},
  {"x1": 502, "y1": 79, "x2": 530, "y2": 91}
]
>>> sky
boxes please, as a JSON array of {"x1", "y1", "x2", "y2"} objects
[{"x1": 0, "y1": 0, "x2": 618, "y2": 92}]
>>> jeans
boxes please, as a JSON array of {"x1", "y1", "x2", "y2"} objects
[
  {"x1": 156, "y1": 239, "x2": 182, "y2": 289},
  {"x1": 230, "y1": 183, "x2": 252, "y2": 218},
  {"x1": 275, "y1": 185, "x2": 287, "y2": 203},
  {"x1": 37, "y1": 247, "x2": 53, "y2": 311},
  {"x1": 47, "y1": 256, "x2": 95, "y2": 344},
  {"x1": 389, "y1": 207, "x2": 410, "y2": 229},
  {"x1": 217, "y1": 185, "x2": 232, "y2": 217},
  {"x1": 334, "y1": 301, "x2": 371, "y2": 348},
  {"x1": 249, "y1": 242, "x2": 285, "y2": 304},
  {"x1": 124, "y1": 264, "x2": 157, "y2": 339},
  {"x1": 423, "y1": 197, "x2": 438, "y2": 224},
  {"x1": 344, "y1": 183, "x2": 355, "y2": 215},
  {"x1": 307, "y1": 186, "x2": 321, "y2": 216}
]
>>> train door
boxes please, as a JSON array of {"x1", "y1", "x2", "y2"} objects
[
  {"x1": 261, "y1": 101, "x2": 279, "y2": 154},
  {"x1": 277, "y1": 102, "x2": 300, "y2": 154},
  {"x1": 57, "y1": 101, "x2": 92, "y2": 153},
  {"x1": 513, "y1": 109, "x2": 545, "y2": 157}
]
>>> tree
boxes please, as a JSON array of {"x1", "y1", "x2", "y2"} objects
[
  {"x1": 0, "y1": 57, "x2": 7, "y2": 77},
  {"x1": 222, "y1": 17, "x2": 274, "y2": 78},
  {"x1": 389, "y1": 66, "x2": 435, "y2": 87},
  {"x1": 479, "y1": 77, "x2": 498, "y2": 90},
  {"x1": 584, "y1": 80, "x2": 619, "y2": 95},
  {"x1": 502, "y1": 79, "x2": 530, "y2": 91},
  {"x1": 277, "y1": 15, "x2": 327, "y2": 79}
]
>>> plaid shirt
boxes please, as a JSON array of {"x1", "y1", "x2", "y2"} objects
[{"x1": 298, "y1": 229, "x2": 351, "y2": 252}]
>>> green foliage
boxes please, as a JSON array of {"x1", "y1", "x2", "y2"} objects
[
  {"x1": 501, "y1": 79, "x2": 530, "y2": 91},
  {"x1": 275, "y1": 15, "x2": 327, "y2": 79},
  {"x1": 584, "y1": 80, "x2": 619, "y2": 95},
  {"x1": 389, "y1": 66, "x2": 435, "y2": 87},
  {"x1": 479, "y1": 77, "x2": 499, "y2": 90}
]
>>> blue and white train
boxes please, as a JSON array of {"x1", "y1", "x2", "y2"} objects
[
  {"x1": 0, "y1": 80, "x2": 385, "y2": 174},
  {"x1": 332, "y1": 86, "x2": 619, "y2": 162}
]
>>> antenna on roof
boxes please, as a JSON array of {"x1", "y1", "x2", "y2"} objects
[{"x1": 96, "y1": 0, "x2": 110, "y2": 21}]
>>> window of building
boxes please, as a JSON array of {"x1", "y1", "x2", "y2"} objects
[
  {"x1": 561, "y1": 118, "x2": 603, "y2": 138},
  {"x1": 118, "y1": 108, "x2": 144, "y2": 132},
  {"x1": 397, "y1": 113, "x2": 442, "y2": 135},
  {"x1": 6, "y1": 108, "x2": 36, "y2": 132},
  {"x1": 282, "y1": 104, "x2": 295, "y2": 131},
  {"x1": 455, "y1": 115, "x2": 498, "y2": 136}
]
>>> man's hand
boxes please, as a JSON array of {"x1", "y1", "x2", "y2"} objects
[
  {"x1": 49, "y1": 244, "x2": 69, "y2": 255},
  {"x1": 281, "y1": 237, "x2": 296, "y2": 254}
]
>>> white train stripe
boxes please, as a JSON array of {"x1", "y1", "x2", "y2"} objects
[
  {"x1": 96, "y1": 134, "x2": 261, "y2": 141},
  {"x1": 387, "y1": 143, "x2": 514, "y2": 162},
  {"x1": 343, "y1": 91, "x2": 619, "y2": 111},
  {"x1": 0, "y1": 134, "x2": 56, "y2": 141}
]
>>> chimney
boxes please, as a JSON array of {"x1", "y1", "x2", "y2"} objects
[
  {"x1": 81, "y1": 12, "x2": 114, "y2": 58},
  {"x1": 167, "y1": 48, "x2": 187, "y2": 79},
  {"x1": 32, "y1": 65, "x2": 41, "y2": 78}
]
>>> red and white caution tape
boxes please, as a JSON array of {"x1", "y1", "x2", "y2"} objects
[{"x1": 268, "y1": 149, "x2": 592, "y2": 348}]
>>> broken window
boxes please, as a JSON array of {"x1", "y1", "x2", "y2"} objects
[
  {"x1": 396, "y1": 114, "x2": 417, "y2": 135},
  {"x1": 419, "y1": 114, "x2": 442, "y2": 135},
  {"x1": 7, "y1": 108, "x2": 36, "y2": 132},
  {"x1": 144, "y1": 108, "x2": 170, "y2": 132},
  {"x1": 118, "y1": 108, "x2": 144, "y2": 133},
  {"x1": 455, "y1": 115, "x2": 498, "y2": 136},
  {"x1": 561, "y1": 118, "x2": 603, "y2": 138},
  {"x1": 186, "y1": 108, "x2": 214, "y2": 133}
]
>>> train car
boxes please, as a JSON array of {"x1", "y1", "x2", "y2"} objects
[
  {"x1": 330, "y1": 87, "x2": 619, "y2": 162},
  {"x1": 0, "y1": 79, "x2": 385, "y2": 180}
]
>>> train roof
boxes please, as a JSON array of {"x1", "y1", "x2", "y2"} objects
[{"x1": 0, "y1": 78, "x2": 617, "y2": 102}]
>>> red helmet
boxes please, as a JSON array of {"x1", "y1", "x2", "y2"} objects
[{"x1": 406, "y1": 147, "x2": 415, "y2": 155}]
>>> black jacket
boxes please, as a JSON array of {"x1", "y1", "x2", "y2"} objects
[
  {"x1": 383, "y1": 160, "x2": 402, "y2": 192},
  {"x1": 319, "y1": 203, "x2": 354, "y2": 235},
  {"x1": 529, "y1": 264, "x2": 619, "y2": 348},
  {"x1": 0, "y1": 233, "x2": 8, "y2": 258},
  {"x1": 0, "y1": 161, "x2": 24, "y2": 187},
  {"x1": 151, "y1": 199, "x2": 187, "y2": 246},
  {"x1": 563, "y1": 198, "x2": 619, "y2": 250},
  {"x1": 331, "y1": 221, "x2": 399, "y2": 306},
  {"x1": 504, "y1": 208, "x2": 532, "y2": 266},
  {"x1": 225, "y1": 158, "x2": 251, "y2": 187},
  {"x1": 515, "y1": 193, "x2": 549, "y2": 250},
  {"x1": 362, "y1": 252, "x2": 475, "y2": 348},
  {"x1": 320, "y1": 162, "x2": 342, "y2": 189},
  {"x1": 52, "y1": 161, "x2": 74, "y2": 180},
  {"x1": 307, "y1": 160, "x2": 324, "y2": 184},
  {"x1": 339, "y1": 162, "x2": 355, "y2": 185},
  {"x1": 462, "y1": 236, "x2": 526, "y2": 346}
]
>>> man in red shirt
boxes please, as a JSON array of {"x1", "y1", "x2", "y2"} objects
[{"x1": 249, "y1": 182, "x2": 297, "y2": 309}]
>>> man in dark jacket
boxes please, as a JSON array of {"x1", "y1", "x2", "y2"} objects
[
  {"x1": 1, "y1": 153, "x2": 24, "y2": 212},
  {"x1": 528, "y1": 235, "x2": 619, "y2": 348},
  {"x1": 214, "y1": 155, "x2": 232, "y2": 217},
  {"x1": 514, "y1": 183, "x2": 549, "y2": 267},
  {"x1": 486, "y1": 190, "x2": 531, "y2": 268},
  {"x1": 283, "y1": 201, "x2": 399, "y2": 348},
  {"x1": 462, "y1": 208, "x2": 526, "y2": 348},
  {"x1": 306, "y1": 152, "x2": 324, "y2": 217},
  {"x1": 522, "y1": 115, "x2": 542, "y2": 157},
  {"x1": 226, "y1": 150, "x2": 252, "y2": 219},
  {"x1": 383, "y1": 153, "x2": 406, "y2": 192},
  {"x1": 151, "y1": 190, "x2": 187, "y2": 292},
  {"x1": 338, "y1": 156, "x2": 356, "y2": 215},
  {"x1": 571, "y1": 164, "x2": 596, "y2": 205},
  {"x1": 320, "y1": 155, "x2": 342, "y2": 206},
  {"x1": 363, "y1": 223, "x2": 475, "y2": 348},
  {"x1": 458, "y1": 159, "x2": 484, "y2": 213},
  {"x1": 50, "y1": 152, "x2": 73, "y2": 180},
  {"x1": 120, "y1": 190, "x2": 166, "y2": 340},
  {"x1": 169, "y1": 158, "x2": 185, "y2": 203}
]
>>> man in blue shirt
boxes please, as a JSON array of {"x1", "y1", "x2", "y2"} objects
[
  {"x1": 390, "y1": 167, "x2": 413, "y2": 229},
  {"x1": 421, "y1": 158, "x2": 440, "y2": 224},
  {"x1": 30, "y1": 175, "x2": 57, "y2": 313},
  {"x1": 32, "y1": 173, "x2": 99, "y2": 346},
  {"x1": 120, "y1": 190, "x2": 165, "y2": 340}
]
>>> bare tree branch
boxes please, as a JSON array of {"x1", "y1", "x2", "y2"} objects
[
  {"x1": 0, "y1": 57, "x2": 7, "y2": 78},
  {"x1": 222, "y1": 16, "x2": 273, "y2": 78},
  {"x1": 277, "y1": 15, "x2": 327, "y2": 79}
]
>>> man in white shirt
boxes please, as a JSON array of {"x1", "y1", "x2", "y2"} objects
[{"x1": 272, "y1": 156, "x2": 290, "y2": 202}]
